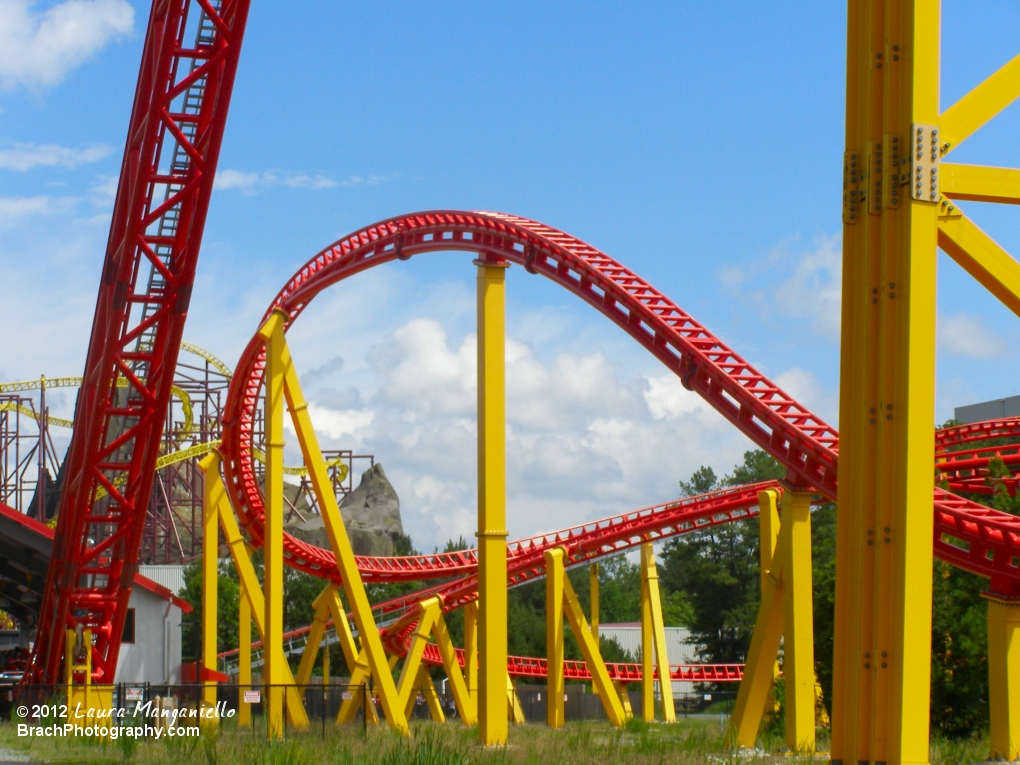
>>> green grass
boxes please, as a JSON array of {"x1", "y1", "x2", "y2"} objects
[{"x1": 0, "y1": 720, "x2": 995, "y2": 765}]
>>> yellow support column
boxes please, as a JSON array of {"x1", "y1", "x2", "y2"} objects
[
  {"x1": 782, "y1": 490, "x2": 815, "y2": 753},
  {"x1": 259, "y1": 315, "x2": 287, "y2": 740},
  {"x1": 238, "y1": 574, "x2": 252, "y2": 728},
  {"x1": 758, "y1": 489, "x2": 781, "y2": 717},
  {"x1": 640, "y1": 543, "x2": 675, "y2": 722},
  {"x1": 545, "y1": 548, "x2": 565, "y2": 729},
  {"x1": 834, "y1": 5, "x2": 940, "y2": 764},
  {"x1": 273, "y1": 312, "x2": 408, "y2": 734},
  {"x1": 200, "y1": 451, "x2": 309, "y2": 728},
  {"x1": 641, "y1": 553, "x2": 654, "y2": 722},
  {"x1": 476, "y1": 255, "x2": 509, "y2": 745},
  {"x1": 465, "y1": 600, "x2": 478, "y2": 703},
  {"x1": 987, "y1": 597, "x2": 1020, "y2": 760},
  {"x1": 201, "y1": 462, "x2": 219, "y2": 711}
]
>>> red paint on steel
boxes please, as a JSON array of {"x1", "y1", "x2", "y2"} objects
[
  {"x1": 29, "y1": 0, "x2": 251, "y2": 684},
  {"x1": 220, "y1": 211, "x2": 1020, "y2": 600}
]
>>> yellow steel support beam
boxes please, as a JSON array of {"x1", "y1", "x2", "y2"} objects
[
  {"x1": 940, "y1": 51, "x2": 1020, "y2": 155},
  {"x1": 615, "y1": 681, "x2": 633, "y2": 720},
  {"x1": 238, "y1": 573, "x2": 252, "y2": 728},
  {"x1": 273, "y1": 312, "x2": 408, "y2": 736},
  {"x1": 200, "y1": 452, "x2": 309, "y2": 728},
  {"x1": 835, "y1": 4, "x2": 940, "y2": 763},
  {"x1": 476, "y1": 256, "x2": 509, "y2": 745},
  {"x1": 729, "y1": 531, "x2": 786, "y2": 748},
  {"x1": 561, "y1": 553, "x2": 627, "y2": 727},
  {"x1": 545, "y1": 547, "x2": 565, "y2": 729},
  {"x1": 781, "y1": 490, "x2": 815, "y2": 753},
  {"x1": 431, "y1": 600, "x2": 477, "y2": 725},
  {"x1": 758, "y1": 489, "x2": 781, "y2": 717},
  {"x1": 295, "y1": 589, "x2": 332, "y2": 687},
  {"x1": 201, "y1": 459, "x2": 219, "y2": 710},
  {"x1": 942, "y1": 164, "x2": 1020, "y2": 205},
  {"x1": 464, "y1": 600, "x2": 478, "y2": 703},
  {"x1": 507, "y1": 674, "x2": 525, "y2": 724},
  {"x1": 420, "y1": 666, "x2": 447, "y2": 723},
  {"x1": 987, "y1": 597, "x2": 1020, "y2": 761},
  {"x1": 640, "y1": 543, "x2": 675, "y2": 722},
  {"x1": 323, "y1": 638, "x2": 329, "y2": 687},
  {"x1": 937, "y1": 207, "x2": 1020, "y2": 319},
  {"x1": 395, "y1": 598, "x2": 441, "y2": 711},
  {"x1": 258, "y1": 313, "x2": 287, "y2": 739}
]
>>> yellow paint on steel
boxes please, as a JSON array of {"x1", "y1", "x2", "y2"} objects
[
  {"x1": 615, "y1": 680, "x2": 634, "y2": 720},
  {"x1": 0, "y1": 402, "x2": 74, "y2": 429},
  {"x1": 987, "y1": 596, "x2": 1020, "y2": 761},
  {"x1": 938, "y1": 207, "x2": 1020, "y2": 319},
  {"x1": 590, "y1": 563, "x2": 599, "y2": 640},
  {"x1": 834, "y1": 4, "x2": 942, "y2": 763},
  {"x1": 640, "y1": 543, "x2": 675, "y2": 722},
  {"x1": 464, "y1": 600, "x2": 478, "y2": 703},
  {"x1": 275, "y1": 318, "x2": 408, "y2": 735},
  {"x1": 559, "y1": 549, "x2": 627, "y2": 726},
  {"x1": 294, "y1": 589, "x2": 332, "y2": 687},
  {"x1": 758, "y1": 489, "x2": 781, "y2": 717},
  {"x1": 201, "y1": 451, "x2": 309, "y2": 728},
  {"x1": 545, "y1": 547, "x2": 565, "y2": 729},
  {"x1": 507, "y1": 674, "x2": 525, "y2": 724},
  {"x1": 942, "y1": 164, "x2": 1020, "y2": 205},
  {"x1": 420, "y1": 666, "x2": 447, "y2": 723},
  {"x1": 259, "y1": 312, "x2": 288, "y2": 739},
  {"x1": 476, "y1": 258, "x2": 509, "y2": 745},
  {"x1": 238, "y1": 572, "x2": 252, "y2": 728},
  {"x1": 940, "y1": 51, "x2": 1020, "y2": 154},
  {"x1": 180, "y1": 341, "x2": 234, "y2": 379},
  {"x1": 729, "y1": 530, "x2": 786, "y2": 748},
  {"x1": 430, "y1": 599, "x2": 477, "y2": 725},
  {"x1": 200, "y1": 451, "x2": 219, "y2": 711},
  {"x1": 782, "y1": 490, "x2": 815, "y2": 753},
  {"x1": 395, "y1": 598, "x2": 441, "y2": 711}
]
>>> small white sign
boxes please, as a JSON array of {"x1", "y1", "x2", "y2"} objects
[
  {"x1": 341, "y1": 691, "x2": 352, "y2": 700},
  {"x1": 125, "y1": 688, "x2": 143, "y2": 702},
  {"x1": 536, "y1": 693, "x2": 541, "y2": 701},
  {"x1": 243, "y1": 690, "x2": 261, "y2": 703},
  {"x1": 703, "y1": 693, "x2": 712, "y2": 701},
  {"x1": 564, "y1": 694, "x2": 569, "y2": 701}
]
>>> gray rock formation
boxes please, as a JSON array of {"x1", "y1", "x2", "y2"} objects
[{"x1": 286, "y1": 463, "x2": 404, "y2": 557}]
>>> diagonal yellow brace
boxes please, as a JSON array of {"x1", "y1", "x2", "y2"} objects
[
  {"x1": 200, "y1": 451, "x2": 309, "y2": 729},
  {"x1": 271, "y1": 309, "x2": 408, "y2": 735},
  {"x1": 464, "y1": 601, "x2": 478, "y2": 703},
  {"x1": 561, "y1": 553, "x2": 627, "y2": 727},
  {"x1": 942, "y1": 164, "x2": 1020, "y2": 205},
  {"x1": 758, "y1": 490, "x2": 781, "y2": 717},
  {"x1": 431, "y1": 601, "x2": 477, "y2": 725},
  {"x1": 728, "y1": 532, "x2": 786, "y2": 749},
  {"x1": 507, "y1": 673, "x2": 525, "y2": 724},
  {"x1": 941, "y1": 51, "x2": 1020, "y2": 155},
  {"x1": 640, "y1": 543, "x2": 676, "y2": 722},
  {"x1": 322, "y1": 587, "x2": 379, "y2": 726},
  {"x1": 294, "y1": 588, "x2": 333, "y2": 687},
  {"x1": 396, "y1": 598, "x2": 441, "y2": 710},
  {"x1": 419, "y1": 666, "x2": 447, "y2": 723},
  {"x1": 938, "y1": 207, "x2": 1020, "y2": 319}
]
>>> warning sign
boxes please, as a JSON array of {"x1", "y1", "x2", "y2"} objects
[{"x1": 243, "y1": 690, "x2": 261, "y2": 703}]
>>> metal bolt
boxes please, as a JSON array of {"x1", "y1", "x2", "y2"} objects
[
  {"x1": 886, "y1": 413, "x2": 893, "y2": 419},
  {"x1": 881, "y1": 662, "x2": 888, "y2": 668}
]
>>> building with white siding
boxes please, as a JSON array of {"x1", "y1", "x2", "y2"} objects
[{"x1": 598, "y1": 623, "x2": 701, "y2": 696}]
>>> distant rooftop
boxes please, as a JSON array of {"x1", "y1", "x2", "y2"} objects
[{"x1": 955, "y1": 395, "x2": 1020, "y2": 424}]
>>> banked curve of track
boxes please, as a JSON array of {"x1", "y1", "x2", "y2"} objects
[{"x1": 220, "y1": 210, "x2": 1020, "y2": 601}]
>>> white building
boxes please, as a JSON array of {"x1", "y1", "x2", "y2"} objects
[
  {"x1": 598, "y1": 623, "x2": 700, "y2": 696},
  {"x1": 114, "y1": 565, "x2": 191, "y2": 685}
]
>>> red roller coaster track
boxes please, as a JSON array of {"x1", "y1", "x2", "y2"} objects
[
  {"x1": 28, "y1": 0, "x2": 1020, "y2": 688},
  {"x1": 29, "y1": 0, "x2": 251, "y2": 684}
]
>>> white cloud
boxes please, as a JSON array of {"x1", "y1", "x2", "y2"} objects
[
  {"x1": 722, "y1": 233, "x2": 842, "y2": 339},
  {"x1": 0, "y1": 142, "x2": 113, "y2": 170},
  {"x1": 0, "y1": 0, "x2": 133, "y2": 91},
  {"x1": 214, "y1": 169, "x2": 364, "y2": 194},
  {"x1": 292, "y1": 316, "x2": 750, "y2": 551},
  {"x1": 939, "y1": 311, "x2": 1009, "y2": 360},
  {"x1": 0, "y1": 194, "x2": 78, "y2": 227}
]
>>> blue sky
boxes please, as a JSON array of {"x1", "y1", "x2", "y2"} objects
[{"x1": 1, "y1": 1, "x2": 1019, "y2": 551}]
